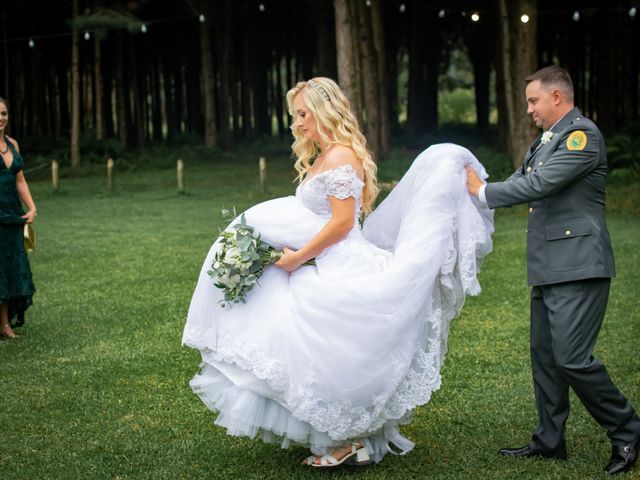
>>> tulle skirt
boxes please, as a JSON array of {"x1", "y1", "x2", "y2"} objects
[{"x1": 182, "y1": 144, "x2": 494, "y2": 462}]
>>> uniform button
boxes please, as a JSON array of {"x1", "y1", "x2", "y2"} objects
[
  {"x1": 527, "y1": 166, "x2": 532, "y2": 172},
  {"x1": 528, "y1": 207, "x2": 533, "y2": 213},
  {"x1": 565, "y1": 230, "x2": 571, "y2": 236},
  {"x1": 538, "y1": 161, "x2": 543, "y2": 166}
]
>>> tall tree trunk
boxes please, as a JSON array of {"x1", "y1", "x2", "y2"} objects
[
  {"x1": 130, "y1": 41, "x2": 144, "y2": 148},
  {"x1": 70, "y1": 0, "x2": 81, "y2": 169},
  {"x1": 496, "y1": 0, "x2": 538, "y2": 168},
  {"x1": 407, "y1": 2, "x2": 427, "y2": 139},
  {"x1": 200, "y1": 17, "x2": 217, "y2": 147},
  {"x1": 115, "y1": 33, "x2": 129, "y2": 148},
  {"x1": 162, "y1": 53, "x2": 177, "y2": 142},
  {"x1": 466, "y1": 18, "x2": 493, "y2": 131},
  {"x1": 15, "y1": 52, "x2": 26, "y2": 139},
  {"x1": 334, "y1": 0, "x2": 360, "y2": 113},
  {"x1": 103, "y1": 40, "x2": 114, "y2": 139},
  {"x1": 30, "y1": 47, "x2": 43, "y2": 137},
  {"x1": 231, "y1": 62, "x2": 240, "y2": 141},
  {"x1": 216, "y1": 1, "x2": 233, "y2": 149},
  {"x1": 241, "y1": 26, "x2": 255, "y2": 140},
  {"x1": 355, "y1": 0, "x2": 381, "y2": 159},
  {"x1": 51, "y1": 62, "x2": 62, "y2": 138},
  {"x1": 94, "y1": 37, "x2": 103, "y2": 140},
  {"x1": 2, "y1": 11, "x2": 9, "y2": 100},
  {"x1": 632, "y1": 18, "x2": 640, "y2": 122},
  {"x1": 274, "y1": 56, "x2": 285, "y2": 136},
  {"x1": 150, "y1": 54, "x2": 162, "y2": 142},
  {"x1": 593, "y1": 10, "x2": 618, "y2": 133},
  {"x1": 316, "y1": 3, "x2": 337, "y2": 77},
  {"x1": 371, "y1": 0, "x2": 390, "y2": 156}
]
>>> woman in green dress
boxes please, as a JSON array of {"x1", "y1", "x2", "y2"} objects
[{"x1": 0, "y1": 97, "x2": 36, "y2": 339}]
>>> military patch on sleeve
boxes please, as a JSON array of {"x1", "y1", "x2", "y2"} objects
[{"x1": 567, "y1": 130, "x2": 587, "y2": 151}]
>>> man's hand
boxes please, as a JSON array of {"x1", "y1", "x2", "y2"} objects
[{"x1": 465, "y1": 165, "x2": 485, "y2": 197}]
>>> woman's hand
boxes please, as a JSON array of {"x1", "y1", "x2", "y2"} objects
[
  {"x1": 274, "y1": 247, "x2": 304, "y2": 273},
  {"x1": 21, "y1": 209, "x2": 37, "y2": 224}
]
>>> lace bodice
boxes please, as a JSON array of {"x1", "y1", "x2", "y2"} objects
[{"x1": 296, "y1": 164, "x2": 364, "y2": 218}]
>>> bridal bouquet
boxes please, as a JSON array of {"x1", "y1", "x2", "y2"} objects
[{"x1": 208, "y1": 209, "x2": 313, "y2": 307}]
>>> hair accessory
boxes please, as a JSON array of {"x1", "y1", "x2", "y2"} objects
[{"x1": 307, "y1": 79, "x2": 330, "y2": 102}]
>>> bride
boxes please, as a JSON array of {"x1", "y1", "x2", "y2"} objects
[{"x1": 182, "y1": 77, "x2": 494, "y2": 467}]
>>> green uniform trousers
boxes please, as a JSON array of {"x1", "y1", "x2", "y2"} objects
[{"x1": 529, "y1": 278, "x2": 640, "y2": 449}]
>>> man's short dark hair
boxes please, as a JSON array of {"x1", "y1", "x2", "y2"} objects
[{"x1": 526, "y1": 66, "x2": 574, "y2": 102}]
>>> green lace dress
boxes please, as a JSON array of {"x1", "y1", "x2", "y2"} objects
[{"x1": 0, "y1": 140, "x2": 35, "y2": 327}]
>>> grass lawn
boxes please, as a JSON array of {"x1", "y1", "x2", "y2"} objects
[{"x1": 1, "y1": 146, "x2": 639, "y2": 480}]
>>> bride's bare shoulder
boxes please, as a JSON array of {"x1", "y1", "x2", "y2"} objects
[{"x1": 323, "y1": 145, "x2": 363, "y2": 178}]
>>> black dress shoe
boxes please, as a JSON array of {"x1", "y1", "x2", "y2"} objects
[
  {"x1": 499, "y1": 443, "x2": 567, "y2": 460},
  {"x1": 605, "y1": 437, "x2": 639, "y2": 475}
]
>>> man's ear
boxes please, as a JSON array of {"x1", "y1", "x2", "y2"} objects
[{"x1": 552, "y1": 88, "x2": 563, "y2": 106}]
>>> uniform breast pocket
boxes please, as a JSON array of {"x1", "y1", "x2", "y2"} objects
[{"x1": 544, "y1": 220, "x2": 594, "y2": 272}]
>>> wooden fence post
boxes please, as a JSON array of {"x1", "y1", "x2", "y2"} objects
[
  {"x1": 177, "y1": 159, "x2": 184, "y2": 194},
  {"x1": 51, "y1": 160, "x2": 59, "y2": 192},
  {"x1": 107, "y1": 158, "x2": 114, "y2": 192},
  {"x1": 259, "y1": 156, "x2": 267, "y2": 193}
]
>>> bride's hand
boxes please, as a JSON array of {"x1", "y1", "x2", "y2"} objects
[{"x1": 275, "y1": 247, "x2": 304, "y2": 273}]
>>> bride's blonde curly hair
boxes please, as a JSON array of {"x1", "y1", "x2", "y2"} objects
[{"x1": 286, "y1": 77, "x2": 379, "y2": 214}]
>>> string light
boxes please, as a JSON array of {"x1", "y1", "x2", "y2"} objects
[
  {"x1": 366, "y1": 0, "x2": 371, "y2": 7},
  {"x1": 0, "y1": 7, "x2": 634, "y2": 49}
]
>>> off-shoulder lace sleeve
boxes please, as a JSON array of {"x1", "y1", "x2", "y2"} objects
[{"x1": 321, "y1": 164, "x2": 364, "y2": 200}]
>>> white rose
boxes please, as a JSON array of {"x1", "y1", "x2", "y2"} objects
[{"x1": 224, "y1": 247, "x2": 240, "y2": 262}]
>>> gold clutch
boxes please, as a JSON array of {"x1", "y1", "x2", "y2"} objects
[{"x1": 23, "y1": 223, "x2": 36, "y2": 253}]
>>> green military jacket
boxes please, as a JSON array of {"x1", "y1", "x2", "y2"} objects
[{"x1": 485, "y1": 107, "x2": 616, "y2": 286}]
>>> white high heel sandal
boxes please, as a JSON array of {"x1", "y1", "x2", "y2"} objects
[{"x1": 310, "y1": 442, "x2": 372, "y2": 468}]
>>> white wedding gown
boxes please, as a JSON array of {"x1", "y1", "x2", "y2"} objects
[{"x1": 182, "y1": 144, "x2": 494, "y2": 462}]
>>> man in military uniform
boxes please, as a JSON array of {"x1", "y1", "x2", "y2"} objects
[{"x1": 466, "y1": 66, "x2": 640, "y2": 475}]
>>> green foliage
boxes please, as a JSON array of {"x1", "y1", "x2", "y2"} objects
[
  {"x1": 438, "y1": 88, "x2": 477, "y2": 125},
  {"x1": 71, "y1": 8, "x2": 143, "y2": 35},
  {"x1": 606, "y1": 126, "x2": 640, "y2": 175},
  {"x1": 1, "y1": 148, "x2": 638, "y2": 479}
]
